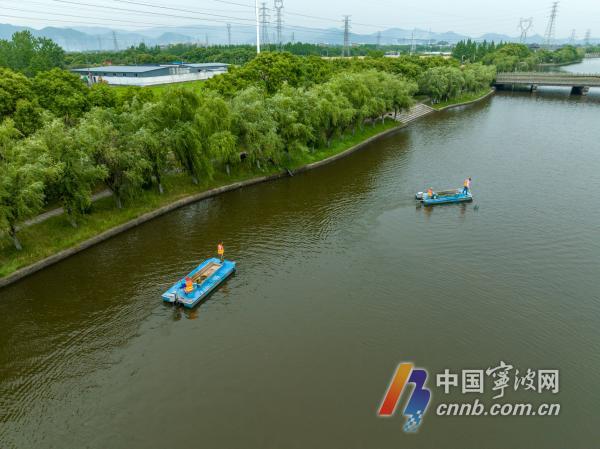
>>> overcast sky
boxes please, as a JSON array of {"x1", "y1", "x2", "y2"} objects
[{"x1": 1, "y1": 0, "x2": 598, "y2": 38}]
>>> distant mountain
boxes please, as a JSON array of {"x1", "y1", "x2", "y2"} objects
[
  {"x1": 0, "y1": 22, "x2": 597, "y2": 51},
  {"x1": 0, "y1": 23, "x2": 30, "y2": 39}
]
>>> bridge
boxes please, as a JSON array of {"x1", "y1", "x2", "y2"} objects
[
  {"x1": 495, "y1": 72, "x2": 600, "y2": 95},
  {"x1": 584, "y1": 53, "x2": 600, "y2": 58}
]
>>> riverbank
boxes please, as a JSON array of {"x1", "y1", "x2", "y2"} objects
[
  {"x1": 430, "y1": 88, "x2": 494, "y2": 110},
  {"x1": 1, "y1": 119, "x2": 402, "y2": 286},
  {"x1": 0, "y1": 89, "x2": 496, "y2": 287}
]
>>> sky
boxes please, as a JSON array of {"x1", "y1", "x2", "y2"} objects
[{"x1": 0, "y1": 0, "x2": 598, "y2": 38}]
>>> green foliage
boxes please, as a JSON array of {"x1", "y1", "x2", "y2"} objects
[
  {"x1": 231, "y1": 87, "x2": 283, "y2": 167},
  {"x1": 0, "y1": 31, "x2": 65, "y2": 76},
  {"x1": 154, "y1": 89, "x2": 212, "y2": 184},
  {"x1": 0, "y1": 68, "x2": 34, "y2": 118},
  {"x1": 88, "y1": 83, "x2": 117, "y2": 108},
  {"x1": 32, "y1": 68, "x2": 89, "y2": 122},
  {"x1": 454, "y1": 39, "x2": 583, "y2": 71},
  {"x1": 75, "y1": 108, "x2": 149, "y2": 208},
  {"x1": 0, "y1": 136, "x2": 50, "y2": 249},
  {"x1": 12, "y1": 99, "x2": 45, "y2": 136},
  {"x1": 35, "y1": 119, "x2": 107, "y2": 224}
]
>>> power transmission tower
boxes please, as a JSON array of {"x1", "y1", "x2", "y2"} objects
[
  {"x1": 376, "y1": 31, "x2": 381, "y2": 48},
  {"x1": 97, "y1": 36, "x2": 102, "y2": 51},
  {"x1": 260, "y1": 2, "x2": 270, "y2": 47},
  {"x1": 205, "y1": 33, "x2": 209, "y2": 47},
  {"x1": 518, "y1": 17, "x2": 533, "y2": 43},
  {"x1": 343, "y1": 15, "x2": 351, "y2": 57},
  {"x1": 112, "y1": 31, "x2": 119, "y2": 51},
  {"x1": 410, "y1": 29, "x2": 416, "y2": 55},
  {"x1": 569, "y1": 29, "x2": 576, "y2": 44},
  {"x1": 274, "y1": 0, "x2": 283, "y2": 49},
  {"x1": 584, "y1": 29, "x2": 591, "y2": 46},
  {"x1": 227, "y1": 23, "x2": 232, "y2": 46},
  {"x1": 255, "y1": 0, "x2": 260, "y2": 53},
  {"x1": 291, "y1": 32, "x2": 295, "y2": 44},
  {"x1": 543, "y1": 1, "x2": 559, "y2": 49}
]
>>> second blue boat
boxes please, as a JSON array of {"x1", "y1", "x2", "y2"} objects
[{"x1": 416, "y1": 188, "x2": 473, "y2": 205}]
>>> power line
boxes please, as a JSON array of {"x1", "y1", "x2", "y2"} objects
[{"x1": 48, "y1": 0, "x2": 255, "y2": 25}]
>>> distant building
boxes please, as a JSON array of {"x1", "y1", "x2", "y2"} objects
[{"x1": 71, "y1": 63, "x2": 228, "y2": 87}]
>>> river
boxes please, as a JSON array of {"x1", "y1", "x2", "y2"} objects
[{"x1": 1, "y1": 61, "x2": 599, "y2": 449}]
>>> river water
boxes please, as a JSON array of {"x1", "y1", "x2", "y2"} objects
[{"x1": 1, "y1": 62, "x2": 599, "y2": 449}]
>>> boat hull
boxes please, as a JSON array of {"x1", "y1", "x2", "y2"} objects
[
  {"x1": 162, "y1": 258, "x2": 236, "y2": 308},
  {"x1": 422, "y1": 192, "x2": 473, "y2": 205}
]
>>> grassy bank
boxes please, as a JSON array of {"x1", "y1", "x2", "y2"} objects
[
  {"x1": 0, "y1": 119, "x2": 398, "y2": 279},
  {"x1": 430, "y1": 89, "x2": 492, "y2": 110}
]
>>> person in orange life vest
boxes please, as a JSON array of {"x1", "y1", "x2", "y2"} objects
[
  {"x1": 427, "y1": 187, "x2": 436, "y2": 199},
  {"x1": 184, "y1": 276, "x2": 194, "y2": 293},
  {"x1": 217, "y1": 241, "x2": 225, "y2": 262},
  {"x1": 462, "y1": 177, "x2": 472, "y2": 195}
]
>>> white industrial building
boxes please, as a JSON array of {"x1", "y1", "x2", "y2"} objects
[{"x1": 72, "y1": 63, "x2": 228, "y2": 87}]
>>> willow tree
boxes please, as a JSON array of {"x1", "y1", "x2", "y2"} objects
[
  {"x1": 266, "y1": 86, "x2": 313, "y2": 160},
  {"x1": 231, "y1": 87, "x2": 283, "y2": 169},
  {"x1": 155, "y1": 89, "x2": 211, "y2": 184},
  {"x1": 196, "y1": 91, "x2": 238, "y2": 175},
  {"x1": 122, "y1": 103, "x2": 167, "y2": 194},
  {"x1": 75, "y1": 108, "x2": 148, "y2": 209},
  {"x1": 305, "y1": 83, "x2": 354, "y2": 148},
  {"x1": 0, "y1": 139, "x2": 49, "y2": 250},
  {"x1": 34, "y1": 119, "x2": 106, "y2": 226}
]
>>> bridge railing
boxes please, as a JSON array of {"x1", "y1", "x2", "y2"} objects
[{"x1": 497, "y1": 72, "x2": 600, "y2": 78}]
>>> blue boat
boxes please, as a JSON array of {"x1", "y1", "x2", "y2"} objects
[
  {"x1": 416, "y1": 188, "x2": 473, "y2": 206},
  {"x1": 162, "y1": 258, "x2": 236, "y2": 308}
]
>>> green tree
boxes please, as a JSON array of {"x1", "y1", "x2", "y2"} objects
[
  {"x1": 88, "y1": 83, "x2": 117, "y2": 108},
  {"x1": 75, "y1": 108, "x2": 148, "y2": 208},
  {"x1": 35, "y1": 119, "x2": 106, "y2": 225},
  {"x1": 0, "y1": 68, "x2": 34, "y2": 118},
  {"x1": 0, "y1": 139, "x2": 49, "y2": 249},
  {"x1": 196, "y1": 91, "x2": 238, "y2": 175},
  {"x1": 12, "y1": 99, "x2": 44, "y2": 136},
  {"x1": 231, "y1": 87, "x2": 283, "y2": 168},
  {"x1": 32, "y1": 68, "x2": 89, "y2": 123},
  {"x1": 154, "y1": 89, "x2": 211, "y2": 184}
]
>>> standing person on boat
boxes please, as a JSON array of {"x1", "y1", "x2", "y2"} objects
[
  {"x1": 427, "y1": 187, "x2": 435, "y2": 199},
  {"x1": 462, "y1": 177, "x2": 472, "y2": 195},
  {"x1": 217, "y1": 241, "x2": 225, "y2": 262}
]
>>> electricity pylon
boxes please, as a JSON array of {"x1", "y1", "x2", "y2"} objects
[
  {"x1": 260, "y1": 2, "x2": 270, "y2": 47},
  {"x1": 274, "y1": 0, "x2": 283, "y2": 49},
  {"x1": 518, "y1": 17, "x2": 533, "y2": 43},
  {"x1": 543, "y1": 1, "x2": 559, "y2": 49},
  {"x1": 343, "y1": 15, "x2": 351, "y2": 57}
]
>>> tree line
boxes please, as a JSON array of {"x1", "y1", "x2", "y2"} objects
[
  {"x1": 452, "y1": 41, "x2": 584, "y2": 71},
  {"x1": 65, "y1": 41, "x2": 454, "y2": 68}
]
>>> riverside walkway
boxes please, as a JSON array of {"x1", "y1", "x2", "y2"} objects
[{"x1": 495, "y1": 72, "x2": 600, "y2": 94}]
